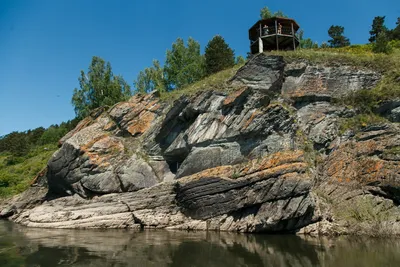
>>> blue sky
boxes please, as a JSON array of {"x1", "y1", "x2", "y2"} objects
[{"x1": 0, "y1": 0, "x2": 399, "y2": 136}]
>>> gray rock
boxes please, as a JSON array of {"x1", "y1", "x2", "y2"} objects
[
  {"x1": 282, "y1": 61, "x2": 381, "y2": 101},
  {"x1": 176, "y1": 142, "x2": 244, "y2": 178},
  {"x1": 117, "y1": 155, "x2": 160, "y2": 191},
  {"x1": 231, "y1": 54, "x2": 285, "y2": 92}
]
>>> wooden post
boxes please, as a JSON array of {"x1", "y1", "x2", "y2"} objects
[
  {"x1": 291, "y1": 22, "x2": 296, "y2": 50},
  {"x1": 275, "y1": 20, "x2": 279, "y2": 50},
  {"x1": 259, "y1": 23, "x2": 262, "y2": 37},
  {"x1": 258, "y1": 37, "x2": 263, "y2": 53}
]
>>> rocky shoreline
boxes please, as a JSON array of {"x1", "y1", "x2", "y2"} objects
[{"x1": 1, "y1": 54, "x2": 399, "y2": 236}]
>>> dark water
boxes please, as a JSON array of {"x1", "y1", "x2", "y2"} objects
[{"x1": 1, "y1": 221, "x2": 400, "y2": 267}]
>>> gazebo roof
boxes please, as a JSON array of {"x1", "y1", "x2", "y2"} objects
[{"x1": 249, "y1": 17, "x2": 300, "y2": 32}]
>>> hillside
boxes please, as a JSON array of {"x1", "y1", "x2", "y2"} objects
[{"x1": 1, "y1": 48, "x2": 400, "y2": 236}]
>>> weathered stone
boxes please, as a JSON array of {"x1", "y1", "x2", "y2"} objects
[
  {"x1": 231, "y1": 54, "x2": 285, "y2": 92},
  {"x1": 282, "y1": 61, "x2": 381, "y2": 101},
  {"x1": 175, "y1": 142, "x2": 244, "y2": 178}
]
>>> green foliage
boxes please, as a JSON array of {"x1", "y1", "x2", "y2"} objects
[
  {"x1": 390, "y1": 17, "x2": 400, "y2": 40},
  {"x1": 164, "y1": 37, "x2": 206, "y2": 90},
  {"x1": 328, "y1": 25, "x2": 350, "y2": 48},
  {"x1": 301, "y1": 38, "x2": 318, "y2": 49},
  {"x1": 297, "y1": 30, "x2": 318, "y2": 49},
  {"x1": 339, "y1": 114, "x2": 387, "y2": 134},
  {"x1": 369, "y1": 16, "x2": 388, "y2": 43},
  {"x1": 0, "y1": 119, "x2": 78, "y2": 197},
  {"x1": 72, "y1": 56, "x2": 131, "y2": 119},
  {"x1": 320, "y1": 42, "x2": 329, "y2": 48},
  {"x1": 0, "y1": 119, "x2": 78, "y2": 157},
  {"x1": 205, "y1": 35, "x2": 235, "y2": 75},
  {"x1": 0, "y1": 144, "x2": 57, "y2": 197},
  {"x1": 235, "y1": 55, "x2": 246, "y2": 65},
  {"x1": 134, "y1": 60, "x2": 166, "y2": 94},
  {"x1": 373, "y1": 31, "x2": 393, "y2": 54},
  {"x1": 260, "y1": 7, "x2": 288, "y2": 19},
  {"x1": 160, "y1": 63, "x2": 244, "y2": 102},
  {"x1": 339, "y1": 68, "x2": 400, "y2": 114},
  {"x1": 270, "y1": 45, "x2": 398, "y2": 72}
]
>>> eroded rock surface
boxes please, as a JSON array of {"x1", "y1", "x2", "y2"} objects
[{"x1": 4, "y1": 54, "x2": 400, "y2": 235}]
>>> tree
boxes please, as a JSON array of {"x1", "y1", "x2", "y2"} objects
[
  {"x1": 164, "y1": 38, "x2": 205, "y2": 90},
  {"x1": 301, "y1": 38, "x2": 318, "y2": 49},
  {"x1": 260, "y1": 7, "x2": 288, "y2": 19},
  {"x1": 134, "y1": 60, "x2": 166, "y2": 94},
  {"x1": 369, "y1": 16, "x2": 388, "y2": 43},
  {"x1": 297, "y1": 30, "x2": 318, "y2": 49},
  {"x1": 235, "y1": 56, "x2": 246, "y2": 65},
  {"x1": 71, "y1": 56, "x2": 131, "y2": 118},
  {"x1": 204, "y1": 35, "x2": 235, "y2": 75},
  {"x1": 373, "y1": 31, "x2": 392, "y2": 54},
  {"x1": 328, "y1": 25, "x2": 350, "y2": 48},
  {"x1": 260, "y1": 7, "x2": 272, "y2": 19},
  {"x1": 390, "y1": 17, "x2": 400, "y2": 40}
]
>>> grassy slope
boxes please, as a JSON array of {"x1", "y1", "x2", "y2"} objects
[{"x1": 0, "y1": 144, "x2": 57, "y2": 197}]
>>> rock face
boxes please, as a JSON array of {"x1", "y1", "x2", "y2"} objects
[{"x1": 4, "y1": 54, "x2": 400, "y2": 235}]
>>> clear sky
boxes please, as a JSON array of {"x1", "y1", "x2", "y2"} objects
[{"x1": 0, "y1": 0, "x2": 399, "y2": 136}]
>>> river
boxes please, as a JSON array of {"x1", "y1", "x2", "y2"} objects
[{"x1": 1, "y1": 221, "x2": 400, "y2": 267}]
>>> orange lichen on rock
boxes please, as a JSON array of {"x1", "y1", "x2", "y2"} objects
[
  {"x1": 324, "y1": 137, "x2": 399, "y2": 185},
  {"x1": 126, "y1": 111, "x2": 155, "y2": 136},
  {"x1": 223, "y1": 87, "x2": 248, "y2": 106},
  {"x1": 180, "y1": 150, "x2": 307, "y2": 183},
  {"x1": 243, "y1": 110, "x2": 261, "y2": 129},
  {"x1": 80, "y1": 135, "x2": 123, "y2": 168}
]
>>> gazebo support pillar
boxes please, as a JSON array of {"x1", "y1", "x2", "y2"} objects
[
  {"x1": 258, "y1": 37, "x2": 263, "y2": 54},
  {"x1": 291, "y1": 22, "x2": 296, "y2": 50},
  {"x1": 275, "y1": 20, "x2": 279, "y2": 51}
]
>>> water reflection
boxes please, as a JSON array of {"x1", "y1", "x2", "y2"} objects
[{"x1": 1, "y1": 221, "x2": 400, "y2": 267}]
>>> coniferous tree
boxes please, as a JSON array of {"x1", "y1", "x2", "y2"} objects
[
  {"x1": 71, "y1": 56, "x2": 131, "y2": 118},
  {"x1": 390, "y1": 17, "x2": 400, "y2": 40},
  {"x1": 328, "y1": 25, "x2": 350, "y2": 48},
  {"x1": 204, "y1": 35, "x2": 235, "y2": 75},
  {"x1": 369, "y1": 16, "x2": 388, "y2": 43},
  {"x1": 164, "y1": 38, "x2": 205, "y2": 90}
]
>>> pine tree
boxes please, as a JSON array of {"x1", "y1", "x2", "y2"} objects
[
  {"x1": 204, "y1": 35, "x2": 235, "y2": 75},
  {"x1": 328, "y1": 25, "x2": 350, "y2": 48},
  {"x1": 369, "y1": 16, "x2": 388, "y2": 43}
]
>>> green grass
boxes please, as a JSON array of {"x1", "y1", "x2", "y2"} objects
[
  {"x1": 159, "y1": 64, "x2": 244, "y2": 102},
  {"x1": 270, "y1": 46, "x2": 400, "y2": 72},
  {"x1": 339, "y1": 114, "x2": 388, "y2": 134},
  {"x1": 0, "y1": 144, "x2": 57, "y2": 198}
]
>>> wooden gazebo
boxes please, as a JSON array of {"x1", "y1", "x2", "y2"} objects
[{"x1": 249, "y1": 17, "x2": 300, "y2": 54}]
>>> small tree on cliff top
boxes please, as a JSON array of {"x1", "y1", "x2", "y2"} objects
[
  {"x1": 72, "y1": 56, "x2": 131, "y2": 118},
  {"x1": 327, "y1": 25, "x2": 350, "y2": 48},
  {"x1": 164, "y1": 37, "x2": 205, "y2": 90},
  {"x1": 369, "y1": 16, "x2": 388, "y2": 43},
  {"x1": 204, "y1": 35, "x2": 235, "y2": 75}
]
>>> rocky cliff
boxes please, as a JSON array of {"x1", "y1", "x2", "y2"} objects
[{"x1": 2, "y1": 54, "x2": 400, "y2": 235}]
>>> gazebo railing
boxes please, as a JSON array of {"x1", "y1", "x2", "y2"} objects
[{"x1": 257, "y1": 26, "x2": 296, "y2": 37}]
